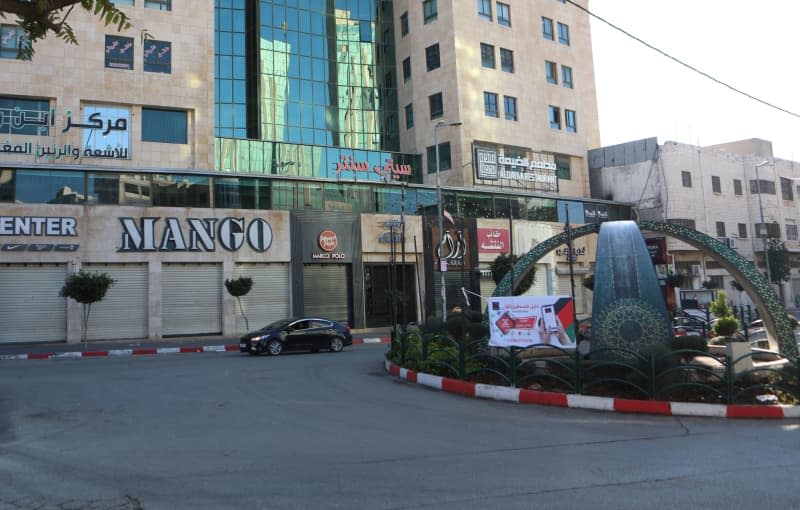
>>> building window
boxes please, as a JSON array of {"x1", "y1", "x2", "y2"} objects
[
  {"x1": 738, "y1": 223, "x2": 748, "y2": 239},
  {"x1": 556, "y1": 156, "x2": 571, "y2": 180},
  {"x1": 496, "y1": 2, "x2": 511, "y2": 27},
  {"x1": 787, "y1": 223, "x2": 798, "y2": 241},
  {"x1": 557, "y1": 22, "x2": 570, "y2": 45},
  {"x1": 756, "y1": 222, "x2": 781, "y2": 239},
  {"x1": 478, "y1": 0, "x2": 492, "y2": 20},
  {"x1": 781, "y1": 177, "x2": 794, "y2": 200},
  {"x1": 425, "y1": 43, "x2": 440, "y2": 71},
  {"x1": 144, "y1": 0, "x2": 171, "y2": 10},
  {"x1": 484, "y1": 92, "x2": 499, "y2": 117},
  {"x1": 711, "y1": 175, "x2": 721, "y2": 193},
  {"x1": 681, "y1": 171, "x2": 692, "y2": 188},
  {"x1": 480, "y1": 43, "x2": 495, "y2": 68},
  {"x1": 105, "y1": 35, "x2": 135, "y2": 70},
  {"x1": 0, "y1": 97, "x2": 50, "y2": 135},
  {"x1": 0, "y1": 24, "x2": 29, "y2": 59},
  {"x1": 429, "y1": 92, "x2": 443, "y2": 119},
  {"x1": 142, "y1": 108, "x2": 187, "y2": 144},
  {"x1": 143, "y1": 40, "x2": 171, "y2": 74},
  {"x1": 402, "y1": 57, "x2": 411, "y2": 81},
  {"x1": 400, "y1": 12, "x2": 409, "y2": 36},
  {"x1": 733, "y1": 178, "x2": 743, "y2": 196},
  {"x1": 667, "y1": 218, "x2": 696, "y2": 229},
  {"x1": 548, "y1": 105, "x2": 561, "y2": 129},
  {"x1": 115, "y1": 0, "x2": 134, "y2": 4},
  {"x1": 423, "y1": 0, "x2": 438, "y2": 23},
  {"x1": 384, "y1": 71, "x2": 393, "y2": 90},
  {"x1": 561, "y1": 65, "x2": 573, "y2": 88},
  {"x1": 504, "y1": 96, "x2": 517, "y2": 121},
  {"x1": 542, "y1": 17, "x2": 554, "y2": 40},
  {"x1": 565, "y1": 110, "x2": 576, "y2": 133},
  {"x1": 545, "y1": 61, "x2": 557, "y2": 84},
  {"x1": 750, "y1": 179, "x2": 776, "y2": 195},
  {"x1": 716, "y1": 221, "x2": 726, "y2": 237},
  {"x1": 405, "y1": 103, "x2": 414, "y2": 129},
  {"x1": 427, "y1": 142, "x2": 451, "y2": 173},
  {"x1": 500, "y1": 48, "x2": 514, "y2": 73},
  {"x1": 83, "y1": 105, "x2": 130, "y2": 154}
]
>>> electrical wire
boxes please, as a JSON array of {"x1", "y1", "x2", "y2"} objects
[{"x1": 566, "y1": 0, "x2": 800, "y2": 120}]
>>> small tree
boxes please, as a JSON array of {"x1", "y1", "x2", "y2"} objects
[
  {"x1": 767, "y1": 238, "x2": 792, "y2": 284},
  {"x1": 709, "y1": 290, "x2": 739, "y2": 338},
  {"x1": 60, "y1": 271, "x2": 115, "y2": 348},
  {"x1": 490, "y1": 253, "x2": 535, "y2": 296},
  {"x1": 0, "y1": 1, "x2": 133, "y2": 59},
  {"x1": 225, "y1": 276, "x2": 253, "y2": 332}
]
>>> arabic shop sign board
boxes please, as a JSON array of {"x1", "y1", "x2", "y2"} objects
[
  {"x1": 477, "y1": 228, "x2": 509, "y2": 253},
  {"x1": 0, "y1": 215, "x2": 80, "y2": 252},
  {"x1": 378, "y1": 219, "x2": 404, "y2": 244},
  {"x1": 474, "y1": 148, "x2": 558, "y2": 192},
  {"x1": 554, "y1": 246, "x2": 586, "y2": 262},
  {"x1": 0, "y1": 105, "x2": 130, "y2": 161},
  {"x1": 334, "y1": 154, "x2": 412, "y2": 181}
]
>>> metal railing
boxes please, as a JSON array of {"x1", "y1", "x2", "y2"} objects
[{"x1": 388, "y1": 330, "x2": 800, "y2": 405}]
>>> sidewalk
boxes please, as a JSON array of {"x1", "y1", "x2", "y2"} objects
[{"x1": 0, "y1": 328, "x2": 392, "y2": 361}]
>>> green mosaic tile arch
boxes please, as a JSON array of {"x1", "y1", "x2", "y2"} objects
[{"x1": 493, "y1": 221, "x2": 798, "y2": 357}]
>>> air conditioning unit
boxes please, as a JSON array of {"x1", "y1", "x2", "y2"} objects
[
  {"x1": 690, "y1": 265, "x2": 701, "y2": 276},
  {"x1": 725, "y1": 237, "x2": 737, "y2": 249}
]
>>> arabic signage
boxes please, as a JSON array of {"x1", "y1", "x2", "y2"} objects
[
  {"x1": 118, "y1": 217, "x2": 273, "y2": 252},
  {"x1": 377, "y1": 219, "x2": 404, "y2": 244},
  {"x1": 477, "y1": 228, "x2": 509, "y2": 253},
  {"x1": 334, "y1": 155, "x2": 412, "y2": 181},
  {"x1": 488, "y1": 295, "x2": 576, "y2": 348},
  {"x1": 0, "y1": 104, "x2": 130, "y2": 161},
  {"x1": 554, "y1": 246, "x2": 586, "y2": 262},
  {"x1": 474, "y1": 148, "x2": 558, "y2": 191}
]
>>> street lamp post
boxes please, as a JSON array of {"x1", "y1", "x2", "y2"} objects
[
  {"x1": 435, "y1": 120, "x2": 462, "y2": 320},
  {"x1": 755, "y1": 160, "x2": 773, "y2": 286}
]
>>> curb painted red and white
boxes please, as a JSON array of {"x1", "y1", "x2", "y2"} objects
[
  {"x1": 0, "y1": 336, "x2": 390, "y2": 361},
  {"x1": 384, "y1": 360, "x2": 800, "y2": 420}
]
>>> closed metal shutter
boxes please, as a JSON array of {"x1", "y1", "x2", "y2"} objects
[
  {"x1": 233, "y1": 263, "x2": 290, "y2": 333},
  {"x1": 433, "y1": 272, "x2": 470, "y2": 316},
  {"x1": 480, "y1": 276, "x2": 496, "y2": 312},
  {"x1": 557, "y1": 275, "x2": 584, "y2": 313},
  {"x1": 162, "y1": 263, "x2": 222, "y2": 336},
  {"x1": 84, "y1": 264, "x2": 148, "y2": 340},
  {"x1": 303, "y1": 264, "x2": 349, "y2": 324},
  {"x1": 0, "y1": 265, "x2": 67, "y2": 343}
]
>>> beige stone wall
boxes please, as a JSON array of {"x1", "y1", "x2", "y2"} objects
[
  {"x1": 394, "y1": 0, "x2": 598, "y2": 196},
  {"x1": 0, "y1": 2, "x2": 215, "y2": 171}
]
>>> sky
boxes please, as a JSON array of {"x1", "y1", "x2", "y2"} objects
[{"x1": 588, "y1": 0, "x2": 800, "y2": 161}]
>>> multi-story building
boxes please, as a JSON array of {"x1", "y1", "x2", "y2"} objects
[
  {"x1": 589, "y1": 137, "x2": 800, "y2": 309},
  {"x1": 0, "y1": 1, "x2": 628, "y2": 344}
]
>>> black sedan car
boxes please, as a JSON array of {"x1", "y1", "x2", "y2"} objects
[{"x1": 239, "y1": 317, "x2": 352, "y2": 356}]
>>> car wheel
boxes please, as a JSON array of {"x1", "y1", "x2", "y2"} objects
[
  {"x1": 329, "y1": 336, "x2": 344, "y2": 353},
  {"x1": 266, "y1": 339, "x2": 282, "y2": 356}
]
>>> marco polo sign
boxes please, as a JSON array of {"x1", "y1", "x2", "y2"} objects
[{"x1": 119, "y1": 216, "x2": 273, "y2": 252}]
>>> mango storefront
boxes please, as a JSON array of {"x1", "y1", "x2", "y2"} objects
[{"x1": 0, "y1": 204, "x2": 291, "y2": 344}]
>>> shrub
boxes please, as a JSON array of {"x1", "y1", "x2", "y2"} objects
[
  {"x1": 709, "y1": 290, "x2": 733, "y2": 318},
  {"x1": 713, "y1": 316, "x2": 740, "y2": 337}
]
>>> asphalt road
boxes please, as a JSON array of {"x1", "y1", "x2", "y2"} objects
[{"x1": 1, "y1": 345, "x2": 799, "y2": 510}]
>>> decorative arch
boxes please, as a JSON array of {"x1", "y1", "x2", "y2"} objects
[{"x1": 494, "y1": 220, "x2": 798, "y2": 357}]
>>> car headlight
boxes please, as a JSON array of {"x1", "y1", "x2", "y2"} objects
[{"x1": 250, "y1": 335, "x2": 267, "y2": 343}]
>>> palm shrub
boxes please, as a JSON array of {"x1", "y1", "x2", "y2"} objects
[
  {"x1": 60, "y1": 271, "x2": 116, "y2": 349},
  {"x1": 225, "y1": 276, "x2": 253, "y2": 331}
]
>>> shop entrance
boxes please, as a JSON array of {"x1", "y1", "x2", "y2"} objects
[{"x1": 364, "y1": 263, "x2": 416, "y2": 328}]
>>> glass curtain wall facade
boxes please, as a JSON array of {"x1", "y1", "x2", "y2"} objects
[{"x1": 215, "y1": 0, "x2": 414, "y2": 180}]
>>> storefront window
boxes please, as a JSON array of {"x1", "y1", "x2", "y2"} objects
[
  {"x1": 297, "y1": 181, "x2": 323, "y2": 209},
  {"x1": 557, "y1": 200, "x2": 584, "y2": 224},
  {"x1": 271, "y1": 181, "x2": 296, "y2": 210},
  {"x1": 151, "y1": 174, "x2": 210, "y2": 207},
  {"x1": 457, "y1": 191, "x2": 493, "y2": 218},
  {"x1": 525, "y1": 197, "x2": 557, "y2": 221},
  {"x1": 324, "y1": 183, "x2": 372, "y2": 213},
  {"x1": 15, "y1": 169, "x2": 84, "y2": 204},
  {"x1": 0, "y1": 169, "x2": 13, "y2": 201},
  {"x1": 415, "y1": 188, "x2": 438, "y2": 216},
  {"x1": 214, "y1": 177, "x2": 270, "y2": 209}
]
